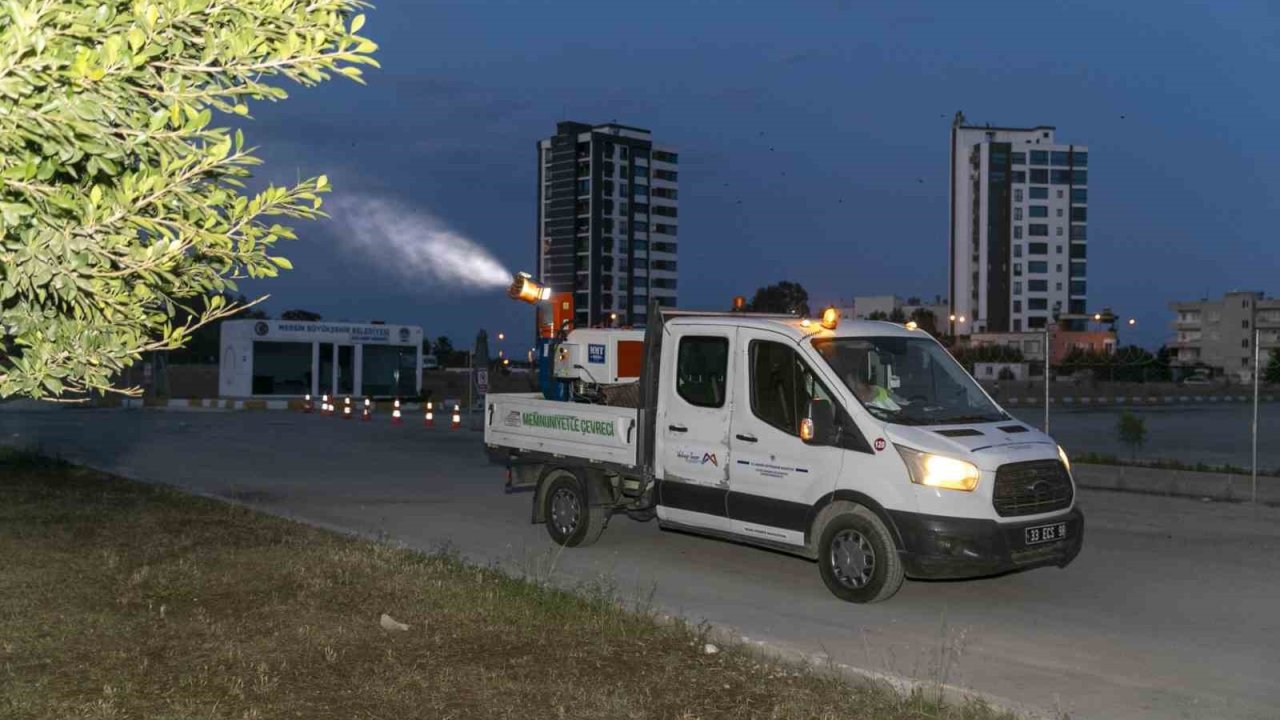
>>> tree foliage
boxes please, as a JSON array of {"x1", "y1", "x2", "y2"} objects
[
  {"x1": 1266, "y1": 348, "x2": 1280, "y2": 384},
  {"x1": 1116, "y1": 410, "x2": 1147, "y2": 459},
  {"x1": 908, "y1": 308, "x2": 937, "y2": 335},
  {"x1": 950, "y1": 343, "x2": 1024, "y2": 371},
  {"x1": 281, "y1": 309, "x2": 322, "y2": 321},
  {"x1": 0, "y1": 0, "x2": 378, "y2": 398},
  {"x1": 745, "y1": 281, "x2": 809, "y2": 316}
]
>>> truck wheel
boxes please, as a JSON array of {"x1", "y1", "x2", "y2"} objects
[
  {"x1": 542, "y1": 471, "x2": 607, "y2": 547},
  {"x1": 817, "y1": 508, "x2": 904, "y2": 603}
]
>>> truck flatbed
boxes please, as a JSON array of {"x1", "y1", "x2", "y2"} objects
[{"x1": 486, "y1": 393, "x2": 639, "y2": 468}]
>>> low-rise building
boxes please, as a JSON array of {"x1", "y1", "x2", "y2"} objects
[
  {"x1": 1170, "y1": 291, "x2": 1280, "y2": 381},
  {"x1": 969, "y1": 328, "x2": 1116, "y2": 366}
]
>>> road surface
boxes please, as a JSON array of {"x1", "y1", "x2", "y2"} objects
[{"x1": 3, "y1": 408, "x2": 1278, "y2": 720}]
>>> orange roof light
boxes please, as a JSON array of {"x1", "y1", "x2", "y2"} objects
[
  {"x1": 820, "y1": 307, "x2": 839, "y2": 330},
  {"x1": 732, "y1": 295, "x2": 747, "y2": 311}
]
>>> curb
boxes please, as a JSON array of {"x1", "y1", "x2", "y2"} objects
[
  {"x1": 1074, "y1": 463, "x2": 1279, "y2": 505},
  {"x1": 1003, "y1": 394, "x2": 1277, "y2": 406}
]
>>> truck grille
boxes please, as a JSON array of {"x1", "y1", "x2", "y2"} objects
[{"x1": 993, "y1": 460, "x2": 1073, "y2": 517}]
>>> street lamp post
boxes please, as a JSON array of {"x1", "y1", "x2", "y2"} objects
[{"x1": 1044, "y1": 303, "x2": 1061, "y2": 433}]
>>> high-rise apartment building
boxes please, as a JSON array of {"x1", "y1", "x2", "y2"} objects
[
  {"x1": 536, "y1": 121, "x2": 679, "y2": 328},
  {"x1": 1170, "y1": 291, "x2": 1280, "y2": 381},
  {"x1": 950, "y1": 119, "x2": 1088, "y2": 335}
]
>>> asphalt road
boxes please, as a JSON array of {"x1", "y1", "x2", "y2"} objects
[{"x1": 3, "y1": 408, "x2": 1279, "y2": 720}]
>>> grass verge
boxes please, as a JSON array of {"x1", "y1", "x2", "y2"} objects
[
  {"x1": 1075, "y1": 451, "x2": 1279, "y2": 477},
  {"x1": 0, "y1": 449, "x2": 1019, "y2": 720}
]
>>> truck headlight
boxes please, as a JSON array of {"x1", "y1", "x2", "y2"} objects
[
  {"x1": 896, "y1": 446, "x2": 981, "y2": 492},
  {"x1": 1057, "y1": 445, "x2": 1071, "y2": 473}
]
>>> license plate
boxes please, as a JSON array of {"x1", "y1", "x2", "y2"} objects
[{"x1": 1024, "y1": 521, "x2": 1068, "y2": 545}]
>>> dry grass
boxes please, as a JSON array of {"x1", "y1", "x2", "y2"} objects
[{"x1": 0, "y1": 450, "x2": 1020, "y2": 720}]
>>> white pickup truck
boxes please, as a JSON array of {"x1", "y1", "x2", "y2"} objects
[{"x1": 484, "y1": 309, "x2": 1083, "y2": 603}]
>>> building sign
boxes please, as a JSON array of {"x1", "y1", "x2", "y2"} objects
[
  {"x1": 251, "y1": 321, "x2": 420, "y2": 346},
  {"x1": 476, "y1": 369, "x2": 489, "y2": 393}
]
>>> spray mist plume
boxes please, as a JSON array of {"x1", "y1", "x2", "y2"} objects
[{"x1": 328, "y1": 195, "x2": 512, "y2": 291}]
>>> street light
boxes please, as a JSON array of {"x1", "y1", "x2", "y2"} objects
[
  {"x1": 1044, "y1": 302, "x2": 1062, "y2": 433},
  {"x1": 497, "y1": 332, "x2": 505, "y2": 341}
]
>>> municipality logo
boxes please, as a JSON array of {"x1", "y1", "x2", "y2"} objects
[
  {"x1": 588, "y1": 343, "x2": 606, "y2": 364},
  {"x1": 676, "y1": 450, "x2": 718, "y2": 467}
]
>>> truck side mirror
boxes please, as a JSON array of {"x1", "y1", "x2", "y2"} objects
[{"x1": 800, "y1": 399, "x2": 837, "y2": 445}]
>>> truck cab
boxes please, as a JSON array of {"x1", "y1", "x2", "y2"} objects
[{"x1": 485, "y1": 309, "x2": 1083, "y2": 603}]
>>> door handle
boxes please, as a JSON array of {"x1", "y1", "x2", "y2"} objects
[
  {"x1": 668, "y1": 424, "x2": 688, "y2": 433},
  {"x1": 735, "y1": 434, "x2": 758, "y2": 443}
]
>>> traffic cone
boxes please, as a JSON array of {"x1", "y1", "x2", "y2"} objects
[
  {"x1": 303, "y1": 393, "x2": 313, "y2": 413},
  {"x1": 423, "y1": 401, "x2": 435, "y2": 428},
  {"x1": 361, "y1": 397, "x2": 372, "y2": 421},
  {"x1": 342, "y1": 396, "x2": 352, "y2": 420},
  {"x1": 450, "y1": 404, "x2": 461, "y2": 430},
  {"x1": 391, "y1": 398, "x2": 403, "y2": 425},
  {"x1": 321, "y1": 394, "x2": 331, "y2": 415}
]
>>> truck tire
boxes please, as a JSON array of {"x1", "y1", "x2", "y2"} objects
[
  {"x1": 542, "y1": 470, "x2": 607, "y2": 547},
  {"x1": 817, "y1": 507, "x2": 904, "y2": 603}
]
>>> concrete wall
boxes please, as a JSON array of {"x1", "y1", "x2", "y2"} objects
[{"x1": 1074, "y1": 463, "x2": 1278, "y2": 504}]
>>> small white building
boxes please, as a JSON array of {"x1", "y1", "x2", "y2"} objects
[
  {"x1": 219, "y1": 320, "x2": 422, "y2": 398},
  {"x1": 974, "y1": 361, "x2": 1029, "y2": 381}
]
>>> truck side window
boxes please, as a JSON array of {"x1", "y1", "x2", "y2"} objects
[
  {"x1": 751, "y1": 341, "x2": 870, "y2": 451},
  {"x1": 676, "y1": 336, "x2": 729, "y2": 408},
  {"x1": 751, "y1": 341, "x2": 834, "y2": 436}
]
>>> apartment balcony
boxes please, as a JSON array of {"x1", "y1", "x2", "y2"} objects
[{"x1": 1171, "y1": 319, "x2": 1202, "y2": 330}]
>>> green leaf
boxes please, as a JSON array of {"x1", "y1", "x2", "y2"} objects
[
  {"x1": 270, "y1": 256, "x2": 293, "y2": 270},
  {"x1": 351, "y1": 14, "x2": 366, "y2": 33}
]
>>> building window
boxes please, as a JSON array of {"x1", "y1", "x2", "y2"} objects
[
  {"x1": 1029, "y1": 298, "x2": 1048, "y2": 310},
  {"x1": 1028, "y1": 261, "x2": 1048, "y2": 273},
  {"x1": 1014, "y1": 225, "x2": 1023, "y2": 239},
  {"x1": 1014, "y1": 281, "x2": 1023, "y2": 295},
  {"x1": 1014, "y1": 207, "x2": 1023, "y2": 221},
  {"x1": 1014, "y1": 300, "x2": 1023, "y2": 312},
  {"x1": 1056, "y1": 282, "x2": 1063, "y2": 291},
  {"x1": 1029, "y1": 205, "x2": 1048, "y2": 218},
  {"x1": 1014, "y1": 188, "x2": 1024, "y2": 202},
  {"x1": 1051, "y1": 151, "x2": 1070, "y2": 166},
  {"x1": 635, "y1": 221, "x2": 648, "y2": 232},
  {"x1": 1056, "y1": 226, "x2": 1064, "y2": 236},
  {"x1": 251, "y1": 342, "x2": 313, "y2": 395},
  {"x1": 1027, "y1": 316, "x2": 1046, "y2": 329},
  {"x1": 1012, "y1": 170, "x2": 1026, "y2": 184},
  {"x1": 634, "y1": 165, "x2": 649, "y2": 178},
  {"x1": 1071, "y1": 281, "x2": 1086, "y2": 295},
  {"x1": 1056, "y1": 244, "x2": 1064, "y2": 254},
  {"x1": 654, "y1": 169, "x2": 678, "y2": 181},
  {"x1": 1056, "y1": 208, "x2": 1064, "y2": 217},
  {"x1": 653, "y1": 150, "x2": 679, "y2": 163},
  {"x1": 677, "y1": 336, "x2": 729, "y2": 408},
  {"x1": 1070, "y1": 225, "x2": 1087, "y2": 240},
  {"x1": 1011, "y1": 152, "x2": 1026, "y2": 165},
  {"x1": 1030, "y1": 168, "x2": 1048, "y2": 184},
  {"x1": 1070, "y1": 244, "x2": 1086, "y2": 259},
  {"x1": 1056, "y1": 264, "x2": 1063, "y2": 272},
  {"x1": 1014, "y1": 245, "x2": 1023, "y2": 257},
  {"x1": 1029, "y1": 279, "x2": 1048, "y2": 292},
  {"x1": 1028, "y1": 224, "x2": 1049, "y2": 236},
  {"x1": 1029, "y1": 150, "x2": 1048, "y2": 165},
  {"x1": 1029, "y1": 186, "x2": 1048, "y2": 199},
  {"x1": 1073, "y1": 170, "x2": 1087, "y2": 185},
  {"x1": 1051, "y1": 169, "x2": 1071, "y2": 185},
  {"x1": 576, "y1": 179, "x2": 590, "y2": 195},
  {"x1": 1014, "y1": 319, "x2": 1023, "y2": 331},
  {"x1": 1070, "y1": 262, "x2": 1086, "y2": 278},
  {"x1": 1073, "y1": 151, "x2": 1088, "y2": 167},
  {"x1": 1071, "y1": 188, "x2": 1087, "y2": 203},
  {"x1": 1029, "y1": 242, "x2": 1048, "y2": 255},
  {"x1": 1071, "y1": 207, "x2": 1087, "y2": 222},
  {"x1": 1014, "y1": 263, "x2": 1023, "y2": 276}
]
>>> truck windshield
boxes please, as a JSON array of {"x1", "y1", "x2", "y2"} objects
[{"x1": 811, "y1": 337, "x2": 1007, "y2": 426}]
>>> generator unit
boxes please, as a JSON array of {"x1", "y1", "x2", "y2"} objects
[{"x1": 554, "y1": 328, "x2": 644, "y2": 385}]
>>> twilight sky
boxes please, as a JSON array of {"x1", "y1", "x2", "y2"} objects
[{"x1": 240, "y1": 0, "x2": 1280, "y2": 350}]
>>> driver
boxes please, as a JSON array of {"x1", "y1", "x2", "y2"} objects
[{"x1": 852, "y1": 375, "x2": 901, "y2": 412}]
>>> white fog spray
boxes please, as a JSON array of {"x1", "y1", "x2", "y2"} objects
[{"x1": 327, "y1": 195, "x2": 511, "y2": 291}]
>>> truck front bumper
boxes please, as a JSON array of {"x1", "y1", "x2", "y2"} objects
[{"x1": 887, "y1": 507, "x2": 1084, "y2": 580}]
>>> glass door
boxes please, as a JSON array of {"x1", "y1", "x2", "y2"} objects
[{"x1": 318, "y1": 343, "x2": 335, "y2": 395}]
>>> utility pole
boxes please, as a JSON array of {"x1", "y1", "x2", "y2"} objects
[
  {"x1": 1044, "y1": 302, "x2": 1061, "y2": 433},
  {"x1": 1252, "y1": 326, "x2": 1260, "y2": 505}
]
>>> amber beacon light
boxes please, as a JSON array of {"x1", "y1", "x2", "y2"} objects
[
  {"x1": 820, "y1": 306, "x2": 840, "y2": 330},
  {"x1": 508, "y1": 272, "x2": 552, "y2": 304}
]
